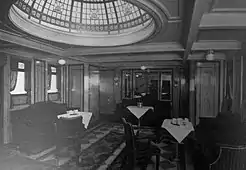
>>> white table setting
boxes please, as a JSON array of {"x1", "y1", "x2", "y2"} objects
[
  {"x1": 127, "y1": 105, "x2": 154, "y2": 128},
  {"x1": 161, "y1": 117, "x2": 194, "y2": 164},
  {"x1": 161, "y1": 118, "x2": 194, "y2": 143},
  {"x1": 57, "y1": 110, "x2": 92, "y2": 129}
]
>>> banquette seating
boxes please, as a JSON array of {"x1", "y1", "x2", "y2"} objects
[{"x1": 11, "y1": 101, "x2": 84, "y2": 155}]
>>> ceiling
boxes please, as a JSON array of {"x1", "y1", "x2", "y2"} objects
[{"x1": 0, "y1": 0, "x2": 246, "y2": 66}]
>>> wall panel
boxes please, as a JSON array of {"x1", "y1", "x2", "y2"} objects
[{"x1": 89, "y1": 66, "x2": 100, "y2": 122}]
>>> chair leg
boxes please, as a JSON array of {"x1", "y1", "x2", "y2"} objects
[{"x1": 156, "y1": 155, "x2": 160, "y2": 170}]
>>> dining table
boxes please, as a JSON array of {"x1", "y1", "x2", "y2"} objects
[
  {"x1": 57, "y1": 111, "x2": 92, "y2": 129},
  {"x1": 161, "y1": 118, "x2": 194, "y2": 170},
  {"x1": 126, "y1": 105, "x2": 154, "y2": 129}
]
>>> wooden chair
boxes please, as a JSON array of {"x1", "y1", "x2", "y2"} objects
[
  {"x1": 121, "y1": 118, "x2": 161, "y2": 170},
  {"x1": 209, "y1": 143, "x2": 246, "y2": 170}
]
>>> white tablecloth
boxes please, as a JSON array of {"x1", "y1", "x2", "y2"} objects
[
  {"x1": 161, "y1": 119, "x2": 194, "y2": 143},
  {"x1": 127, "y1": 106, "x2": 154, "y2": 119},
  {"x1": 57, "y1": 112, "x2": 92, "y2": 129}
]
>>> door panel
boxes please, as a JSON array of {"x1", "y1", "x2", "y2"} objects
[
  {"x1": 100, "y1": 70, "x2": 115, "y2": 114},
  {"x1": 196, "y1": 63, "x2": 219, "y2": 118},
  {"x1": 69, "y1": 65, "x2": 83, "y2": 110}
]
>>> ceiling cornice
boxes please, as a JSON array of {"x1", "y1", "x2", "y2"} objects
[
  {"x1": 0, "y1": 29, "x2": 64, "y2": 56},
  {"x1": 0, "y1": 48, "x2": 83, "y2": 64},
  {"x1": 64, "y1": 42, "x2": 184, "y2": 57},
  {"x1": 86, "y1": 53, "x2": 182, "y2": 63},
  {"x1": 200, "y1": 13, "x2": 246, "y2": 29},
  {"x1": 188, "y1": 52, "x2": 226, "y2": 60},
  {"x1": 192, "y1": 40, "x2": 242, "y2": 50}
]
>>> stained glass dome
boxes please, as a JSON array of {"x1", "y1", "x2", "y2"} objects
[{"x1": 9, "y1": 0, "x2": 160, "y2": 46}]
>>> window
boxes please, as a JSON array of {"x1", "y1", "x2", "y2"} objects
[
  {"x1": 10, "y1": 62, "x2": 27, "y2": 95},
  {"x1": 48, "y1": 66, "x2": 58, "y2": 93}
]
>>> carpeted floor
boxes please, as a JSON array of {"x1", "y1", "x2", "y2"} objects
[{"x1": 1, "y1": 122, "x2": 178, "y2": 170}]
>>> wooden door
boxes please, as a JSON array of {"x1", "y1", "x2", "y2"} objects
[
  {"x1": 100, "y1": 70, "x2": 115, "y2": 115},
  {"x1": 68, "y1": 65, "x2": 84, "y2": 110},
  {"x1": 196, "y1": 62, "x2": 219, "y2": 118}
]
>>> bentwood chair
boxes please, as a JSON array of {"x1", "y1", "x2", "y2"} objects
[{"x1": 121, "y1": 118, "x2": 161, "y2": 170}]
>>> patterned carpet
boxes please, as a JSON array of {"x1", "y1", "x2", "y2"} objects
[{"x1": 1, "y1": 122, "x2": 178, "y2": 170}]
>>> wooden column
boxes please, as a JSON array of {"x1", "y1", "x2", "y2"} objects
[
  {"x1": 219, "y1": 60, "x2": 225, "y2": 112},
  {"x1": 44, "y1": 61, "x2": 48, "y2": 101},
  {"x1": 60, "y1": 66, "x2": 65, "y2": 103},
  {"x1": 189, "y1": 61, "x2": 196, "y2": 125},
  {"x1": 3, "y1": 56, "x2": 11, "y2": 144},
  {"x1": 65, "y1": 65, "x2": 69, "y2": 105},
  {"x1": 35, "y1": 60, "x2": 45, "y2": 102},
  {"x1": 30, "y1": 59, "x2": 35, "y2": 104},
  {"x1": 232, "y1": 55, "x2": 242, "y2": 114},
  {"x1": 84, "y1": 63, "x2": 89, "y2": 112},
  {"x1": 80, "y1": 65, "x2": 84, "y2": 111}
]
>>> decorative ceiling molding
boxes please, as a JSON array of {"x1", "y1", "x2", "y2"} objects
[
  {"x1": 211, "y1": 8, "x2": 246, "y2": 12},
  {"x1": 200, "y1": 13, "x2": 246, "y2": 29},
  {"x1": 192, "y1": 40, "x2": 242, "y2": 50},
  {"x1": 97, "y1": 60, "x2": 182, "y2": 68},
  {"x1": 0, "y1": 48, "x2": 81, "y2": 64},
  {"x1": 0, "y1": 29, "x2": 64, "y2": 56},
  {"x1": 183, "y1": 0, "x2": 213, "y2": 62},
  {"x1": 188, "y1": 52, "x2": 226, "y2": 60},
  {"x1": 86, "y1": 53, "x2": 182, "y2": 63},
  {"x1": 64, "y1": 42, "x2": 184, "y2": 57}
]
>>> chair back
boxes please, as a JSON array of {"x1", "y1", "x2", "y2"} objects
[
  {"x1": 122, "y1": 118, "x2": 136, "y2": 169},
  {"x1": 210, "y1": 145, "x2": 246, "y2": 170}
]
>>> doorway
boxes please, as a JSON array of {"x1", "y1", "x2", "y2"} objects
[{"x1": 196, "y1": 62, "x2": 220, "y2": 119}]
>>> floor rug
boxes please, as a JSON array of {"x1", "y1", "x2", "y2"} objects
[{"x1": 59, "y1": 130, "x2": 125, "y2": 170}]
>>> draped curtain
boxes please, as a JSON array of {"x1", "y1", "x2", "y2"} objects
[{"x1": 10, "y1": 58, "x2": 18, "y2": 92}]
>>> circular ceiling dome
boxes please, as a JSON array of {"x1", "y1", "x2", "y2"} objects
[{"x1": 9, "y1": 0, "x2": 161, "y2": 46}]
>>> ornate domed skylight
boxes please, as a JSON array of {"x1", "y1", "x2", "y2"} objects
[{"x1": 9, "y1": 0, "x2": 159, "y2": 46}]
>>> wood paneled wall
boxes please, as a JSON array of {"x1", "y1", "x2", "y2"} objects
[
  {"x1": 232, "y1": 55, "x2": 242, "y2": 114},
  {"x1": 3, "y1": 55, "x2": 11, "y2": 143},
  {"x1": 34, "y1": 60, "x2": 45, "y2": 102}
]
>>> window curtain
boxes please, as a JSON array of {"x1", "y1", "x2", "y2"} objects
[
  {"x1": 10, "y1": 58, "x2": 18, "y2": 92},
  {"x1": 47, "y1": 65, "x2": 52, "y2": 90}
]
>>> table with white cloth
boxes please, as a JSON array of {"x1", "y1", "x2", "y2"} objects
[
  {"x1": 127, "y1": 106, "x2": 154, "y2": 128},
  {"x1": 161, "y1": 119, "x2": 194, "y2": 169},
  {"x1": 57, "y1": 111, "x2": 92, "y2": 129}
]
